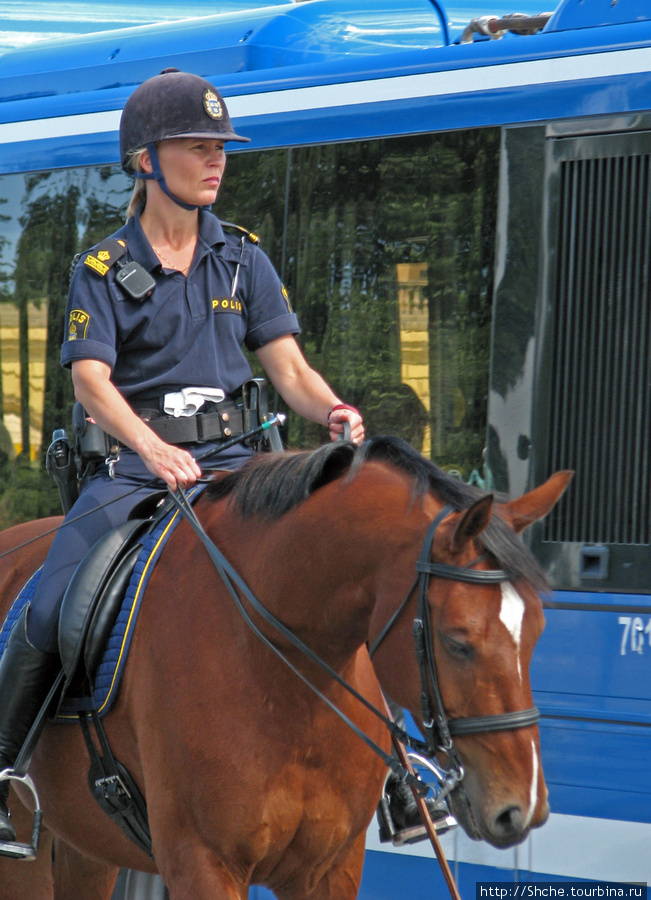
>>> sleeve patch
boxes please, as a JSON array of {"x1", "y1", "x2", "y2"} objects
[
  {"x1": 281, "y1": 284, "x2": 293, "y2": 312},
  {"x1": 68, "y1": 309, "x2": 90, "y2": 340}
]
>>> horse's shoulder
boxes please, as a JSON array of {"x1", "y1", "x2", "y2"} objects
[{"x1": 0, "y1": 518, "x2": 60, "y2": 599}]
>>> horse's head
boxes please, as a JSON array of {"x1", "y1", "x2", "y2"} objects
[{"x1": 368, "y1": 457, "x2": 572, "y2": 849}]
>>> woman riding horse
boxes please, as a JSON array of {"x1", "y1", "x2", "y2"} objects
[{"x1": 0, "y1": 67, "x2": 364, "y2": 849}]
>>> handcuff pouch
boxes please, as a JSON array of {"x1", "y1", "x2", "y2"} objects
[
  {"x1": 72, "y1": 402, "x2": 112, "y2": 465},
  {"x1": 241, "y1": 378, "x2": 283, "y2": 451}
]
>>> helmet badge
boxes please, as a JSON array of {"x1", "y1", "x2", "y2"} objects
[{"x1": 203, "y1": 89, "x2": 223, "y2": 120}]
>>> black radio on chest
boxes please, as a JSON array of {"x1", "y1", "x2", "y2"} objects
[{"x1": 115, "y1": 259, "x2": 156, "y2": 302}]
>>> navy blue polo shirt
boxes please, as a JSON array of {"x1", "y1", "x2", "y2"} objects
[{"x1": 61, "y1": 207, "x2": 300, "y2": 401}]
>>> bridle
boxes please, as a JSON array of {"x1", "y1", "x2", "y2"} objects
[
  {"x1": 171, "y1": 492, "x2": 540, "y2": 803},
  {"x1": 369, "y1": 504, "x2": 540, "y2": 798}
]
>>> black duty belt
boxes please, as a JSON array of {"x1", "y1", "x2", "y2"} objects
[{"x1": 131, "y1": 400, "x2": 245, "y2": 444}]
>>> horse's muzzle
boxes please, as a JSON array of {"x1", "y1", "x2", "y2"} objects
[{"x1": 449, "y1": 786, "x2": 550, "y2": 848}]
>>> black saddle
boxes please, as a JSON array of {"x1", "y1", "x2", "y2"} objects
[{"x1": 58, "y1": 490, "x2": 169, "y2": 695}]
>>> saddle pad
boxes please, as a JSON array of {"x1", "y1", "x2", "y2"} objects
[
  {"x1": 0, "y1": 486, "x2": 205, "y2": 721},
  {"x1": 0, "y1": 567, "x2": 42, "y2": 659}
]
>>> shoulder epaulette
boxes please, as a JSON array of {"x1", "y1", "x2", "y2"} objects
[
  {"x1": 220, "y1": 221, "x2": 260, "y2": 245},
  {"x1": 82, "y1": 238, "x2": 127, "y2": 278}
]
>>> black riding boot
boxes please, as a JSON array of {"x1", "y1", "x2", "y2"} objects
[{"x1": 0, "y1": 605, "x2": 59, "y2": 843}]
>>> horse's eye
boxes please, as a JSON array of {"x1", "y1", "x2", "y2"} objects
[{"x1": 441, "y1": 633, "x2": 474, "y2": 661}]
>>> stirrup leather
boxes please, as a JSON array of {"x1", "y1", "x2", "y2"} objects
[{"x1": 0, "y1": 769, "x2": 43, "y2": 860}]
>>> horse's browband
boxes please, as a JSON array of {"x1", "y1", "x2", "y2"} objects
[{"x1": 416, "y1": 560, "x2": 509, "y2": 584}]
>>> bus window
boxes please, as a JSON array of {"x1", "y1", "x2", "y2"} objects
[{"x1": 0, "y1": 127, "x2": 499, "y2": 525}]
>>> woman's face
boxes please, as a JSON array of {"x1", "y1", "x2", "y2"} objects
[{"x1": 146, "y1": 138, "x2": 227, "y2": 208}]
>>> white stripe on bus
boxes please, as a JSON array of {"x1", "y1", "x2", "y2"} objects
[
  {"x1": 1, "y1": 46, "x2": 651, "y2": 145},
  {"x1": 366, "y1": 811, "x2": 651, "y2": 882}
]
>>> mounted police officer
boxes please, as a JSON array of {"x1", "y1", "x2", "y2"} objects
[{"x1": 0, "y1": 68, "x2": 363, "y2": 848}]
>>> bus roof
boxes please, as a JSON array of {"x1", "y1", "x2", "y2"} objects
[{"x1": 1, "y1": 0, "x2": 650, "y2": 174}]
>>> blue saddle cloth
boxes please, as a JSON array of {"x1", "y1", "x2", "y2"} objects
[{"x1": 0, "y1": 486, "x2": 204, "y2": 720}]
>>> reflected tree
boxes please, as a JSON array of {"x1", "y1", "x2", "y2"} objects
[
  {"x1": 0, "y1": 195, "x2": 12, "y2": 484},
  {"x1": 0, "y1": 166, "x2": 131, "y2": 524},
  {"x1": 13, "y1": 174, "x2": 81, "y2": 462},
  {"x1": 219, "y1": 132, "x2": 499, "y2": 473}
]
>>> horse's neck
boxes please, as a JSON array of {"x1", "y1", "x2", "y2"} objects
[
  {"x1": 229, "y1": 516, "x2": 376, "y2": 663},
  {"x1": 220, "y1": 468, "x2": 426, "y2": 661}
]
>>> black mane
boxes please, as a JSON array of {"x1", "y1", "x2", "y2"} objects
[{"x1": 206, "y1": 435, "x2": 548, "y2": 590}]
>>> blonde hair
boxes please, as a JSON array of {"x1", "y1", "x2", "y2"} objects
[{"x1": 125, "y1": 147, "x2": 149, "y2": 220}]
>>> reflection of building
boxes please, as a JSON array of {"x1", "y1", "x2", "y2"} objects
[
  {"x1": 396, "y1": 263, "x2": 431, "y2": 455},
  {"x1": 0, "y1": 301, "x2": 46, "y2": 459}
]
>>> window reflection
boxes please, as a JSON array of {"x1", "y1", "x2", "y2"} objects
[
  {"x1": 0, "y1": 301, "x2": 45, "y2": 460},
  {"x1": 0, "y1": 129, "x2": 499, "y2": 524},
  {"x1": 396, "y1": 261, "x2": 431, "y2": 455}
]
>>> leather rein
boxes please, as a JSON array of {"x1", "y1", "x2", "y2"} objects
[{"x1": 170, "y1": 492, "x2": 540, "y2": 802}]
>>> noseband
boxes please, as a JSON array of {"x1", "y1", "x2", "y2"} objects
[{"x1": 370, "y1": 504, "x2": 540, "y2": 795}]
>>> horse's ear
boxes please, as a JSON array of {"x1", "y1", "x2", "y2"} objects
[
  {"x1": 449, "y1": 494, "x2": 494, "y2": 554},
  {"x1": 501, "y1": 470, "x2": 574, "y2": 534}
]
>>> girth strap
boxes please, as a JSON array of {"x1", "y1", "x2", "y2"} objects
[{"x1": 79, "y1": 710, "x2": 153, "y2": 859}]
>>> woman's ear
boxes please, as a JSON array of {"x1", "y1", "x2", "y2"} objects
[{"x1": 140, "y1": 148, "x2": 153, "y2": 175}]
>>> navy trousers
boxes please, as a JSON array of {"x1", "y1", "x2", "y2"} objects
[{"x1": 27, "y1": 442, "x2": 254, "y2": 652}]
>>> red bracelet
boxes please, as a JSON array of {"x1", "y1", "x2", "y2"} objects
[{"x1": 327, "y1": 403, "x2": 361, "y2": 425}]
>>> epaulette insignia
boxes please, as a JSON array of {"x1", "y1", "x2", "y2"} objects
[
  {"x1": 84, "y1": 239, "x2": 127, "y2": 277},
  {"x1": 220, "y1": 221, "x2": 260, "y2": 245}
]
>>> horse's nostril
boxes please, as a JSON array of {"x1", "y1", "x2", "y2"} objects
[{"x1": 494, "y1": 805, "x2": 524, "y2": 838}]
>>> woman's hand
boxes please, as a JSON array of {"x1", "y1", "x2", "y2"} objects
[
  {"x1": 326, "y1": 404, "x2": 365, "y2": 444},
  {"x1": 71, "y1": 359, "x2": 202, "y2": 491},
  {"x1": 138, "y1": 440, "x2": 202, "y2": 492}
]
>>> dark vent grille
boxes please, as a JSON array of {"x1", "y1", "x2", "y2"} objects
[{"x1": 544, "y1": 152, "x2": 651, "y2": 545}]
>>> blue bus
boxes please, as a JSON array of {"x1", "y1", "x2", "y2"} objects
[{"x1": 0, "y1": 1, "x2": 650, "y2": 896}]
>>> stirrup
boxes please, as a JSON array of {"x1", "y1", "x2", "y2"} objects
[
  {"x1": 377, "y1": 792, "x2": 457, "y2": 846},
  {"x1": 377, "y1": 754, "x2": 458, "y2": 847},
  {"x1": 0, "y1": 769, "x2": 42, "y2": 860}
]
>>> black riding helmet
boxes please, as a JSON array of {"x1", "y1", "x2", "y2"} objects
[{"x1": 120, "y1": 67, "x2": 249, "y2": 210}]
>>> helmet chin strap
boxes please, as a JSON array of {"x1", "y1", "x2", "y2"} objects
[{"x1": 134, "y1": 142, "x2": 206, "y2": 212}]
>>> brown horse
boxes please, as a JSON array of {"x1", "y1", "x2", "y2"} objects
[{"x1": 0, "y1": 436, "x2": 571, "y2": 900}]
